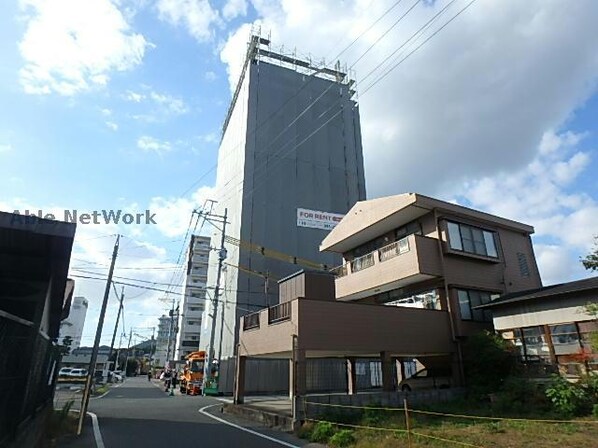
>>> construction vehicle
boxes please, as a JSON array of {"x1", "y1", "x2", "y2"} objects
[{"x1": 179, "y1": 350, "x2": 206, "y2": 395}]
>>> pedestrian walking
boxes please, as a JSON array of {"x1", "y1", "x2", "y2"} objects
[
  {"x1": 163, "y1": 369, "x2": 172, "y2": 392},
  {"x1": 147, "y1": 370, "x2": 152, "y2": 382}
]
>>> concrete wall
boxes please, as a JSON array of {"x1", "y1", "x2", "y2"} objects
[{"x1": 206, "y1": 59, "x2": 366, "y2": 362}]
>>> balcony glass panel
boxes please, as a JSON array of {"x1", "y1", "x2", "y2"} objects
[
  {"x1": 350, "y1": 252, "x2": 375, "y2": 273},
  {"x1": 378, "y1": 237, "x2": 410, "y2": 262}
]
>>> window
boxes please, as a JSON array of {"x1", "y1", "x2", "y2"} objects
[
  {"x1": 383, "y1": 289, "x2": 441, "y2": 310},
  {"x1": 549, "y1": 323, "x2": 580, "y2": 355},
  {"x1": 189, "y1": 306, "x2": 203, "y2": 312},
  {"x1": 457, "y1": 289, "x2": 492, "y2": 322},
  {"x1": 447, "y1": 222, "x2": 498, "y2": 258}
]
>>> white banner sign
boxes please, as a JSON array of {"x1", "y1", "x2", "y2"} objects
[{"x1": 297, "y1": 208, "x2": 344, "y2": 230}]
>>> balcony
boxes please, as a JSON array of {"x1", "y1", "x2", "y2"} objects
[
  {"x1": 243, "y1": 312, "x2": 260, "y2": 330},
  {"x1": 239, "y1": 297, "x2": 453, "y2": 358},
  {"x1": 334, "y1": 234, "x2": 443, "y2": 301},
  {"x1": 268, "y1": 302, "x2": 292, "y2": 324}
]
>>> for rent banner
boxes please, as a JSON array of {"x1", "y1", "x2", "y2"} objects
[{"x1": 297, "y1": 208, "x2": 344, "y2": 230}]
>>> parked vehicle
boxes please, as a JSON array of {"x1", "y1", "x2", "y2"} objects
[
  {"x1": 58, "y1": 367, "x2": 73, "y2": 377},
  {"x1": 399, "y1": 368, "x2": 452, "y2": 392},
  {"x1": 109, "y1": 371, "x2": 123, "y2": 382},
  {"x1": 67, "y1": 368, "x2": 88, "y2": 377}
]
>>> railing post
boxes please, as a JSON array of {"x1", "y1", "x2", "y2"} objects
[{"x1": 403, "y1": 397, "x2": 412, "y2": 448}]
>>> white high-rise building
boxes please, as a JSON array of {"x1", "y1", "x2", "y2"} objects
[
  {"x1": 58, "y1": 296, "x2": 88, "y2": 349},
  {"x1": 154, "y1": 315, "x2": 171, "y2": 367},
  {"x1": 175, "y1": 235, "x2": 210, "y2": 360}
]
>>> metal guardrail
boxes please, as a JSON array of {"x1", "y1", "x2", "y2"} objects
[
  {"x1": 243, "y1": 312, "x2": 260, "y2": 330},
  {"x1": 268, "y1": 302, "x2": 292, "y2": 324},
  {"x1": 330, "y1": 264, "x2": 348, "y2": 278}
]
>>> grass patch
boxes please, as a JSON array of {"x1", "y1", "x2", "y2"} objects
[
  {"x1": 45, "y1": 400, "x2": 79, "y2": 445},
  {"x1": 93, "y1": 384, "x2": 110, "y2": 396},
  {"x1": 307, "y1": 394, "x2": 598, "y2": 447}
]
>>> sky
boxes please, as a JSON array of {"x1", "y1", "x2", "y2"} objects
[{"x1": 1, "y1": 0, "x2": 597, "y2": 347}]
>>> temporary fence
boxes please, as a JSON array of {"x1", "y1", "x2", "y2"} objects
[{"x1": 302, "y1": 398, "x2": 598, "y2": 448}]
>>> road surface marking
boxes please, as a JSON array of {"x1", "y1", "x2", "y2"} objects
[
  {"x1": 198, "y1": 404, "x2": 300, "y2": 448},
  {"x1": 87, "y1": 412, "x2": 105, "y2": 448}
]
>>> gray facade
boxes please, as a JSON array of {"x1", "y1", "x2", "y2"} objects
[{"x1": 202, "y1": 39, "x2": 366, "y2": 387}]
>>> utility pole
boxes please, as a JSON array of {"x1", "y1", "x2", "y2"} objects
[
  {"x1": 108, "y1": 286, "x2": 125, "y2": 372},
  {"x1": 150, "y1": 327, "x2": 156, "y2": 371},
  {"x1": 115, "y1": 331, "x2": 124, "y2": 371},
  {"x1": 125, "y1": 328, "x2": 133, "y2": 374},
  {"x1": 204, "y1": 207, "x2": 227, "y2": 395},
  {"x1": 78, "y1": 234, "x2": 119, "y2": 435},
  {"x1": 166, "y1": 297, "x2": 176, "y2": 364}
]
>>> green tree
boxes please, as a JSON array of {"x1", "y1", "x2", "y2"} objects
[
  {"x1": 58, "y1": 336, "x2": 73, "y2": 356},
  {"x1": 463, "y1": 330, "x2": 517, "y2": 396},
  {"x1": 581, "y1": 236, "x2": 598, "y2": 271}
]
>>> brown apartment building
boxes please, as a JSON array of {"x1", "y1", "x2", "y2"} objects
[{"x1": 235, "y1": 193, "x2": 543, "y2": 402}]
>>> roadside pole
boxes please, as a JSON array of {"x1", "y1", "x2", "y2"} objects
[
  {"x1": 108, "y1": 286, "x2": 125, "y2": 373},
  {"x1": 204, "y1": 207, "x2": 227, "y2": 395},
  {"x1": 77, "y1": 234, "x2": 120, "y2": 435}
]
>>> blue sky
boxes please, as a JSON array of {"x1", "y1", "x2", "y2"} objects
[{"x1": 1, "y1": 0, "x2": 597, "y2": 347}]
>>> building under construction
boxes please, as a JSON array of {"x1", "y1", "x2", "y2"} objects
[{"x1": 202, "y1": 35, "x2": 366, "y2": 392}]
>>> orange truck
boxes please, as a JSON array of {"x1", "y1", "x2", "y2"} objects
[{"x1": 179, "y1": 350, "x2": 206, "y2": 395}]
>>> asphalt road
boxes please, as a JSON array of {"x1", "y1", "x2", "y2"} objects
[{"x1": 64, "y1": 376, "x2": 306, "y2": 448}]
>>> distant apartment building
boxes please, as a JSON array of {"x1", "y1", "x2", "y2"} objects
[
  {"x1": 235, "y1": 193, "x2": 543, "y2": 400},
  {"x1": 203, "y1": 35, "x2": 366, "y2": 391},
  {"x1": 154, "y1": 315, "x2": 171, "y2": 367},
  {"x1": 176, "y1": 235, "x2": 210, "y2": 360},
  {"x1": 58, "y1": 296, "x2": 88, "y2": 349}
]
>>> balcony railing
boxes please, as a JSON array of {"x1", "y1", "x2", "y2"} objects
[
  {"x1": 268, "y1": 302, "x2": 292, "y2": 324},
  {"x1": 350, "y1": 252, "x2": 375, "y2": 273},
  {"x1": 243, "y1": 312, "x2": 260, "y2": 330},
  {"x1": 330, "y1": 264, "x2": 348, "y2": 278},
  {"x1": 378, "y1": 237, "x2": 410, "y2": 262}
]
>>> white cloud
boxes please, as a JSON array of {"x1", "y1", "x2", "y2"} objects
[
  {"x1": 101, "y1": 108, "x2": 112, "y2": 116},
  {"x1": 18, "y1": 0, "x2": 148, "y2": 95},
  {"x1": 199, "y1": 131, "x2": 219, "y2": 144},
  {"x1": 106, "y1": 121, "x2": 119, "y2": 131},
  {"x1": 137, "y1": 136, "x2": 172, "y2": 154},
  {"x1": 148, "y1": 185, "x2": 217, "y2": 237},
  {"x1": 457, "y1": 130, "x2": 597, "y2": 285},
  {"x1": 156, "y1": 0, "x2": 220, "y2": 42},
  {"x1": 148, "y1": 91, "x2": 189, "y2": 115},
  {"x1": 124, "y1": 90, "x2": 145, "y2": 102},
  {"x1": 0, "y1": 144, "x2": 12, "y2": 153},
  {"x1": 220, "y1": 0, "x2": 598, "y2": 197},
  {"x1": 124, "y1": 87, "x2": 189, "y2": 120},
  {"x1": 222, "y1": 0, "x2": 248, "y2": 20},
  {"x1": 205, "y1": 70, "x2": 217, "y2": 81}
]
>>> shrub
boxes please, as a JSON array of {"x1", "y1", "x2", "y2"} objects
[
  {"x1": 593, "y1": 404, "x2": 598, "y2": 419},
  {"x1": 310, "y1": 421, "x2": 336, "y2": 443},
  {"x1": 493, "y1": 377, "x2": 550, "y2": 415},
  {"x1": 329, "y1": 429, "x2": 355, "y2": 447},
  {"x1": 464, "y1": 331, "x2": 517, "y2": 396},
  {"x1": 545, "y1": 375, "x2": 590, "y2": 416},
  {"x1": 362, "y1": 406, "x2": 386, "y2": 426},
  {"x1": 296, "y1": 422, "x2": 314, "y2": 439}
]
